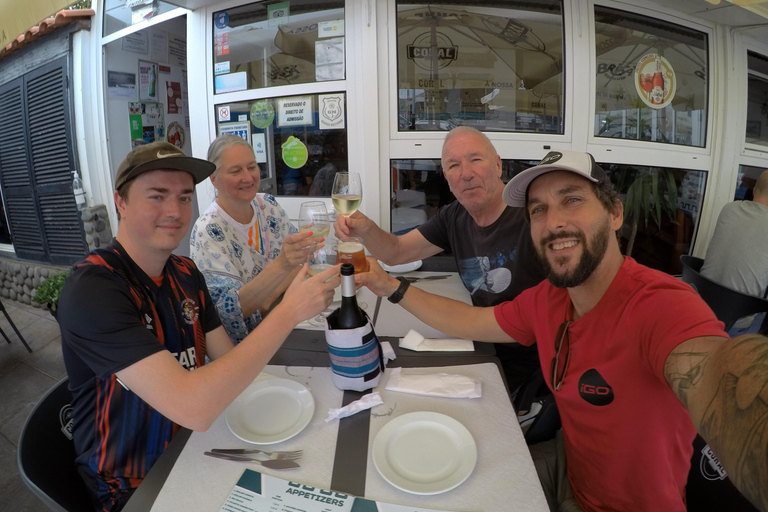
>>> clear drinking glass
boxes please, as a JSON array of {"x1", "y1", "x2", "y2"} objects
[
  {"x1": 331, "y1": 172, "x2": 362, "y2": 216},
  {"x1": 298, "y1": 201, "x2": 331, "y2": 242}
]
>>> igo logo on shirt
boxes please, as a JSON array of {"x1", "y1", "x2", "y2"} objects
[
  {"x1": 578, "y1": 369, "x2": 614, "y2": 406},
  {"x1": 181, "y1": 298, "x2": 200, "y2": 325}
]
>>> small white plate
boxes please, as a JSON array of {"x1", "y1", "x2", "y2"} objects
[
  {"x1": 226, "y1": 378, "x2": 314, "y2": 445},
  {"x1": 379, "y1": 260, "x2": 422, "y2": 273},
  {"x1": 372, "y1": 411, "x2": 477, "y2": 495}
]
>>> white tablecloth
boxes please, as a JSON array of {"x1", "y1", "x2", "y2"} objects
[
  {"x1": 149, "y1": 366, "x2": 344, "y2": 512},
  {"x1": 374, "y1": 273, "x2": 472, "y2": 338}
]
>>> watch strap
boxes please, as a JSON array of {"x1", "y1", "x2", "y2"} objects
[{"x1": 387, "y1": 276, "x2": 411, "y2": 304}]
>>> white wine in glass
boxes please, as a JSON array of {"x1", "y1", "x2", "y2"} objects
[
  {"x1": 298, "y1": 201, "x2": 331, "y2": 240},
  {"x1": 331, "y1": 172, "x2": 362, "y2": 216}
]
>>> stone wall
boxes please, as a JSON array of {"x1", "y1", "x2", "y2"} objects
[
  {"x1": 0, "y1": 258, "x2": 68, "y2": 308},
  {"x1": 0, "y1": 204, "x2": 113, "y2": 308}
]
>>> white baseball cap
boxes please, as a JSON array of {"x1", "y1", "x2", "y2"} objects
[{"x1": 503, "y1": 150, "x2": 607, "y2": 207}]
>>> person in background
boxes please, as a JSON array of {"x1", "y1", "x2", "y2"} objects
[
  {"x1": 700, "y1": 169, "x2": 768, "y2": 335},
  {"x1": 335, "y1": 126, "x2": 545, "y2": 394},
  {"x1": 191, "y1": 135, "x2": 318, "y2": 344},
  {"x1": 357, "y1": 150, "x2": 768, "y2": 512},
  {"x1": 58, "y1": 142, "x2": 339, "y2": 511}
]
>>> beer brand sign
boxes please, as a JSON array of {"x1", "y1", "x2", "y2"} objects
[
  {"x1": 406, "y1": 32, "x2": 458, "y2": 71},
  {"x1": 634, "y1": 53, "x2": 676, "y2": 109}
]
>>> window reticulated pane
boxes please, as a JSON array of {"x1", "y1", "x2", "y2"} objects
[
  {"x1": 594, "y1": 6, "x2": 708, "y2": 147},
  {"x1": 746, "y1": 51, "x2": 768, "y2": 148},
  {"x1": 396, "y1": 1, "x2": 564, "y2": 133},
  {"x1": 215, "y1": 92, "x2": 348, "y2": 197},
  {"x1": 212, "y1": 0, "x2": 345, "y2": 92}
]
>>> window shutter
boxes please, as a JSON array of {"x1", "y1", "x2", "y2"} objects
[{"x1": 0, "y1": 56, "x2": 87, "y2": 264}]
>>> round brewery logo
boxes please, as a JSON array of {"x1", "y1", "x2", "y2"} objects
[
  {"x1": 634, "y1": 53, "x2": 676, "y2": 109},
  {"x1": 406, "y1": 32, "x2": 458, "y2": 72},
  {"x1": 181, "y1": 298, "x2": 200, "y2": 325}
]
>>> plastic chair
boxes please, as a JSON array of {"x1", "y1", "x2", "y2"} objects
[
  {"x1": 17, "y1": 377, "x2": 95, "y2": 511},
  {"x1": 686, "y1": 434, "x2": 758, "y2": 511},
  {"x1": 679, "y1": 255, "x2": 768, "y2": 333},
  {"x1": 0, "y1": 298, "x2": 32, "y2": 352}
]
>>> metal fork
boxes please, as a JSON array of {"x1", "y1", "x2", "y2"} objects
[
  {"x1": 203, "y1": 452, "x2": 300, "y2": 469},
  {"x1": 210, "y1": 448, "x2": 303, "y2": 460}
]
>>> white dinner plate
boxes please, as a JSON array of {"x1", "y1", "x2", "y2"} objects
[
  {"x1": 372, "y1": 411, "x2": 477, "y2": 495},
  {"x1": 226, "y1": 378, "x2": 315, "y2": 445},
  {"x1": 379, "y1": 260, "x2": 422, "y2": 273}
]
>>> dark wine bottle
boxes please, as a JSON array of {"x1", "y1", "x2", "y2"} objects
[{"x1": 337, "y1": 263, "x2": 367, "y2": 329}]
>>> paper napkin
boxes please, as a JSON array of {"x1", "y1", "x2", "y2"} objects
[
  {"x1": 326, "y1": 391, "x2": 384, "y2": 422},
  {"x1": 399, "y1": 329, "x2": 474, "y2": 352},
  {"x1": 385, "y1": 367, "x2": 481, "y2": 398}
]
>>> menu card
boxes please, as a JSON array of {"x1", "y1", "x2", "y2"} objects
[{"x1": 219, "y1": 469, "x2": 456, "y2": 512}]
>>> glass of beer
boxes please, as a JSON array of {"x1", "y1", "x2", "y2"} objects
[{"x1": 335, "y1": 237, "x2": 368, "y2": 274}]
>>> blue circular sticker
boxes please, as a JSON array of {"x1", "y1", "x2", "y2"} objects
[{"x1": 214, "y1": 12, "x2": 230, "y2": 29}]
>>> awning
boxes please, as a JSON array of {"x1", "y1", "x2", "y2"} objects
[{"x1": 0, "y1": 0, "x2": 76, "y2": 48}]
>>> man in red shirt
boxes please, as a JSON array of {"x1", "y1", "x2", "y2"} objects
[{"x1": 359, "y1": 150, "x2": 768, "y2": 512}]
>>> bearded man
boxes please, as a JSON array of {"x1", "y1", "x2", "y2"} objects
[{"x1": 357, "y1": 150, "x2": 768, "y2": 512}]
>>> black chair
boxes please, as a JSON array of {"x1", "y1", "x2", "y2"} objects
[
  {"x1": 679, "y1": 255, "x2": 768, "y2": 333},
  {"x1": 17, "y1": 378, "x2": 95, "y2": 511},
  {"x1": 0, "y1": 298, "x2": 32, "y2": 352},
  {"x1": 515, "y1": 368, "x2": 561, "y2": 445},
  {"x1": 686, "y1": 434, "x2": 758, "y2": 511}
]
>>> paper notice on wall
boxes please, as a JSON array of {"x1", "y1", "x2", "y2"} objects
[
  {"x1": 315, "y1": 37, "x2": 344, "y2": 81},
  {"x1": 318, "y1": 93, "x2": 345, "y2": 130},
  {"x1": 151, "y1": 31, "x2": 169, "y2": 64},
  {"x1": 169, "y1": 36, "x2": 187, "y2": 67},
  {"x1": 277, "y1": 96, "x2": 313, "y2": 127}
]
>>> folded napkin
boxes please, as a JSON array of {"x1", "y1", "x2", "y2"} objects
[
  {"x1": 326, "y1": 391, "x2": 384, "y2": 422},
  {"x1": 399, "y1": 329, "x2": 474, "y2": 352},
  {"x1": 385, "y1": 367, "x2": 481, "y2": 398},
  {"x1": 380, "y1": 341, "x2": 396, "y2": 362}
]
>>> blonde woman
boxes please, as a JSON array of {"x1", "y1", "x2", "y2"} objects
[{"x1": 191, "y1": 135, "x2": 316, "y2": 343}]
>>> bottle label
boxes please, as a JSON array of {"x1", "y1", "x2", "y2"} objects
[{"x1": 324, "y1": 320, "x2": 383, "y2": 391}]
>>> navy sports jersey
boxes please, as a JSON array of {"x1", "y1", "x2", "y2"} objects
[{"x1": 59, "y1": 240, "x2": 221, "y2": 511}]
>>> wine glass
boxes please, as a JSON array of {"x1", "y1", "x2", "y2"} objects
[
  {"x1": 305, "y1": 242, "x2": 336, "y2": 327},
  {"x1": 298, "y1": 201, "x2": 331, "y2": 243},
  {"x1": 331, "y1": 172, "x2": 362, "y2": 217}
]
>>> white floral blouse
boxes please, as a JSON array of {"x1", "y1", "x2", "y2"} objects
[{"x1": 190, "y1": 194, "x2": 297, "y2": 344}]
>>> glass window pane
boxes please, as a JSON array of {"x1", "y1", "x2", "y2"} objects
[
  {"x1": 391, "y1": 158, "x2": 704, "y2": 274},
  {"x1": 594, "y1": 7, "x2": 708, "y2": 147},
  {"x1": 215, "y1": 92, "x2": 348, "y2": 197},
  {"x1": 212, "y1": 1, "x2": 345, "y2": 92},
  {"x1": 396, "y1": 1, "x2": 564, "y2": 133},
  {"x1": 103, "y1": 0, "x2": 179, "y2": 37},
  {"x1": 389, "y1": 157, "x2": 536, "y2": 238},
  {"x1": 746, "y1": 52, "x2": 768, "y2": 148},
  {"x1": 735, "y1": 164, "x2": 765, "y2": 200},
  {"x1": 603, "y1": 164, "x2": 705, "y2": 274}
]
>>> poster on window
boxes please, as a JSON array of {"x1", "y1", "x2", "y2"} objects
[
  {"x1": 139, "y1": 60, "x2": 159, "y2": 101},
  {"x1": 166, "y1": 81, "x2": 182, "y2": 113},
  {"x1": 128, "y1": 102, "x2": 165, "y2": 147}
]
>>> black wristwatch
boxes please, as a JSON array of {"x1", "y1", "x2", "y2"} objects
[{"x1": 387, "y1": 276, "x2": 411, "y2": 304}]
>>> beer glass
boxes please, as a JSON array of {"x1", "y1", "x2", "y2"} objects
[{"x1": 335, "y1": 237, "x2": 368, "y2": 274}]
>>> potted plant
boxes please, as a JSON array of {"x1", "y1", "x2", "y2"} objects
[{"x1": 32, "y1": 269, "x2": 70, "y2": 318}]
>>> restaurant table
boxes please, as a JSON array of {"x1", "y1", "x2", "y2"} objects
[{"x1": 123, "y1": 271, "x2": 547, "y2": 511}]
